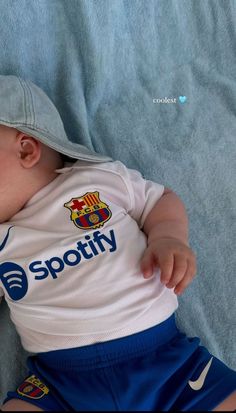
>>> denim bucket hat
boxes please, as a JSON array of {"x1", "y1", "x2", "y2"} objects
[{"x1": 0, "y1": 75, "x2": 112, "y2": 162}]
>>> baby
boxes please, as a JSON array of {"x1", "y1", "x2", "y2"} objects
[{"x1": 0, "y1": 75, "x2": 236, "y2": 411}]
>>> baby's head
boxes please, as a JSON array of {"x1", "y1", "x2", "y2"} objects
[
  {"x1": 0, "y1": 124, "x2": 63, "y2": 223},
  {"x1": 0, "y1": 75, "x2": 112, "y2": 223}
]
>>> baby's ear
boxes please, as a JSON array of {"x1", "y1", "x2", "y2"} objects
[{"x1": 16, "y1": 133, "x2": 41, "y2": 168}]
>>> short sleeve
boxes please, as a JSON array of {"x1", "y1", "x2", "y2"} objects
[{"x1": 116, "y1": 161, "x2": 165, "y2": 229}]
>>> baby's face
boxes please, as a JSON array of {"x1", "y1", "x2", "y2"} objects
[
  {"x1": 0, "y1": 125, "x2": 62, "y2": 223},
  {"x1": 0, "y1": 125, "x2": 20, "y2": 184},
  {"x1": 0, "y1": 125, "x2": 29, "y2": 222}
]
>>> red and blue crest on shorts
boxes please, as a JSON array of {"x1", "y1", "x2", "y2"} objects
[
  {"x1": 17, "y1": 374, "x2": 49, "y2": 400},
  {"x1": 64, "y1": 191, "x2": 112, "y2": 230}
]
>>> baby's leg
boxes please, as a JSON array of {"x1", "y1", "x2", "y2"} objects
[
  {"x1": 212, "y1": 390, "x2": 236, "y2": 411},
  {"x1": 1, "y1": 398, "x2": 44, "y2": 411}
]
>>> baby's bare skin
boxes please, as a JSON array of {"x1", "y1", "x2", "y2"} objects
[{"x1": 0, "y1": 125, "x2": 63, "y2": 223}]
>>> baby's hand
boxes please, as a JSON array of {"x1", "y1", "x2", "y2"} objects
[{"x1": 140, "y1": 237, "x2": 197, "y2": 295}]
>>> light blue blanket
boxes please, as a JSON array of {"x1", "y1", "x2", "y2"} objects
[{"x1": 0, "y1": 0, "x2": 235, "y2": 403}]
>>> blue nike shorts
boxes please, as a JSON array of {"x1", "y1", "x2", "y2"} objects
[{"x1": 3, "y1": 314, "x2": 236, "y2": 411}]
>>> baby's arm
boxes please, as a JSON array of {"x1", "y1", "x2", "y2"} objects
[{"x1": 141, "y1": 187, "x2": 197, "y2": 295}]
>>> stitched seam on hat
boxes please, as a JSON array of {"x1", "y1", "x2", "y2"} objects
[
  {"x1": 0, "y1": 119, "x2": 90, "y2": 149},
  {"x1": 0, "y1": 119, "x2": 94, "y2": 152},
  {"x1": 0, "y1": 119, "x2": 55, "y2": 137},
  {"x1": 17, "y1": 77, "x2": 28, "y2": 124},
  {"x1": 0, "y1": 118, "x2": 90, "y2": 152},
  {"x1": 24, "y1": 78, "x2": 35, "y2": 125},
  {"x1": 18, "y1": 77, "x2": 34, "y2": 126},
  {"x1": 25, "y1": 80, "x2": 36, "y2": 126}
]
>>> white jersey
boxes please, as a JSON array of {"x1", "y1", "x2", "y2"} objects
[{"x1": 0, "y1": 160, "x2": 178, "y2": 353}]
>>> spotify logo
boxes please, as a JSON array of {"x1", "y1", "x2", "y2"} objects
[{"x1": 0, "y1": 262, "x2": 28, "y2": 300}]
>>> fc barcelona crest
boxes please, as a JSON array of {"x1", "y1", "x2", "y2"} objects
[
  {"x1": 17, "y1": 375, "x2": 49, "y2": 400},
  {"x1": 64, "y1": 191, "x2": 112, "y2": 230}
]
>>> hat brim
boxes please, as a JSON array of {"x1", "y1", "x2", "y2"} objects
[{"x1": 0, "y1": 121, "x2": 112, "y2": 163}]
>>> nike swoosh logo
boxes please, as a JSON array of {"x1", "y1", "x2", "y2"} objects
[
  {"x1": 0, "y1": 226, "x2": 14, "y2": 252},
  {"x1": 188, "y1": 357, "x2": 213, "y2": 391}
]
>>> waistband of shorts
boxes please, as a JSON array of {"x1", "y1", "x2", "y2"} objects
[{"x1": 36, "y1": 314, "x2": 179, "y2": 370}]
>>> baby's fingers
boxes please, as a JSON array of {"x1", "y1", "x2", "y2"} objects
[
  {"x1": 140, "y1": 248, "x2": 155, "y2": 278},
  {"x1": 165, "y1": 255, "x2": 188, "y2": 288},
  {"x1": 174, "y1": 258, "x2": 197, "y2": 295},
  {"x1": 159, "y1": 253, "x2": 174, "y2": 285}
]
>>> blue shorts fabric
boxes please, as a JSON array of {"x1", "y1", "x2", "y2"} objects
[{"x1": 3, "y1": 314, "x2": 236, "y2": 411}]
